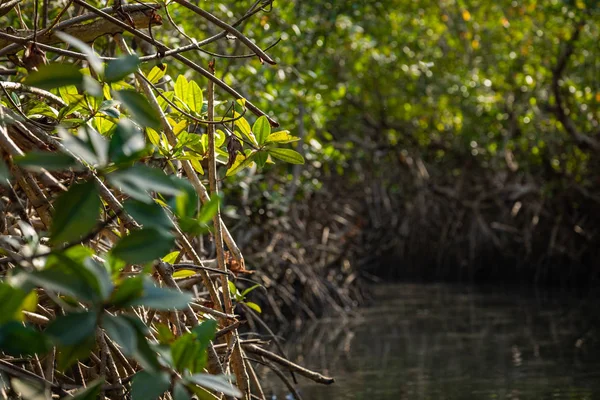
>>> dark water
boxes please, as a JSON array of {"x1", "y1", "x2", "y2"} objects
[{"x1": 262, "y1": 284, "x2": 600, "y2": 400}]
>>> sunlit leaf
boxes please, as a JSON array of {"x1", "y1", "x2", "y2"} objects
[
  {"x1": 265, "y1": 130, "x2": 300, "y2": 144},
  {"x1": 172, "y1": 269, "x2": 197, "y2": 278},
  {"x1": 147, "y1": 65, "x2": 167, "y2": 84},
  {"x1": 267, "y1": 147, "x2": 305, "y2": 164},
  {"x1": 187, "y1": 80, "x2": 204, "y2": 113},
  {"x1": 226, "y1": 152, "x2": 256, "y2": 176},
  {"x1": 253, "y1": 116, "x2": 271, "y2": 145}
]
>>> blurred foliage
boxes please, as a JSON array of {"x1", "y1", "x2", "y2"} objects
[{"x1": 159, "y1": 0, "x2": 600, "y2": 190}]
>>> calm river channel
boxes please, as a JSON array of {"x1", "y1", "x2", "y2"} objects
[{"x1": 263, "y1": 283, "x2": 600, "y2": 400}]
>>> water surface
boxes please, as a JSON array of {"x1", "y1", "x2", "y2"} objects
[{"x1": 263, "y1": 283, "x2": 600, "y2": 399}]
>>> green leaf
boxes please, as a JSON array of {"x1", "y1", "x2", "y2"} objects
[
  {"x1": 24, "y1": 255, "x2": 101, "y2": 304},
  {"x1": 254, "y1": 151, "x2": 268, "y2": 168},
  {"x1": 10, "y1": 378, "x2": 50, "y2": 400},
  {"x1": 177, "y1": 217, "x2": 210, "y2": 236},
  {"x1": 186, "y1": 374, "x2": 242, "y2": 398},
  {"x1": 25, "y1": 64, "x2": 84, "y2": 90},
  {"x1": 14, "y1": 152, "x2": 77, "y2": 172},
  {"x1": 0, "y1": 159, "x2": 10, "y2": 185},
  {"x1": 191, "y1": 319, "x2": 217, "y2": 347},
  {"x1": 0, "y1": 283, "x2": 36, "y2": 324},
  {"x1": 114, "y1": 89, "x2": 161, "y2": 130},
  {"x1": 109, "y1": 276, "x2": 144, "y2": 307},
  {"x1": 56, "y1": 335, "x2": 95, "y2": 372},
  {"x1": 244, "y1": 301, "x2": 262, "y2": 314},
  {"x1": 171, "y1": 319, "x2": 216, "y2": 374},
  {"x1": 241, "y1": 284, "x2": 262, "y2": 298},
  {"x1": 173, "y1": 382, "x2": 191, "y2": 400},
  {"x1": 65, "y1": 378, "x2": 104, "y2": 400},
  {"x1": 45, "y1": 311, "x2": 98, "y2": 346},
  {"x1": 170, "y1": 178, "x2": 199, "y2": 218},
  {"x1": 112, "y1": 228, "x2": 174, "y2": 265},
  {"x1": 108, "y1": 118, "x2": 146, "y2": 164},
  {"x1": 124, "y1": 199, "x2": 174, "y2": 230},
  {"x1": 81, "y1": 125, "x2": 109, "y2": 166},
  {"x1": 131, "y1": 371, "x2": 170, "y2": 400},
  {"x1": 57, "y1": 128, "x2": 99, "y2": 166},
  {"x1": 105, "y1": 54, "x2": 140, "y2": 83},
  {"x1": 198, "y1": 193, "x2": 222, "y2": 224},
  {"x1": 267, "y1": 147, "x2": 305, "y2": 164},
  {"x1": 55, "y1": 31, "x2": 103, "y2": 75},
  {"x1": 265, "y1": 130, "x2": 300, "y2": 144},
  {"x1": 127, "y1": 277, "x2": 193, "y2": 310},
  {"x1": 49, "y1": 181, "x2": 101, "y2": 245},
  {"x1": 253, "y1": 116, "x2": 271, "y2": 145},
  {"x1": 107, "y1": 164, "x2": 182, "y2": 204},
  {"x1": 228, "y1": 280, "x2": 240, "y2": 300},
  {"x1": 101, "y1": 314, "x2": 137, "y2": 356},
  {"x1": 0, "y1": 322, "x2": 51, "y2": 356},
  {"x1": 132, "y1": 330, "x2": 161, "y2": 373},
  {"x1": 82, "y1": 257, "x2": 114, "y2": 302},
  {"x1": 171, "y1": 332, "x2": 204, "y2": 374}
]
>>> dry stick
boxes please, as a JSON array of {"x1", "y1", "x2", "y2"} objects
[
  {"x1": 244, "y1": 358, "x2": 266, "y2": 400},
  {"x1": 189, "y1": 302, "x2": 236, "y2": 320},
  {"x1": 0, "y1": 0, "x2": 22, "y2": 18},
  {"x1": 0, "y1": 3, "x2": 159, "y2": 53},
  {"x1": 0, "y1": 359, "x2": 68, "y2": 397},
  {"x1": 241, "y1": 304, "x2": 297, "y2": 384},
  {"x1": 115, "y1": 34, "x2": 244, "y2": 296},
  {"x1": 71, "y1": 0, "x2": 279, "y2": 128},
  {"x1": 244, "y1": 344, "x2": 335, "y2": 385},
  {"x1": 112, "y1": 34, "x2": 227, "y2": 379},
  {"x1": 0, "y1": 82, "x2": 66, "y2": 107},
  {"x1": 207, "y1": 60, "x2": 251, "y2": 399},
  {"x1": 246, "y1": 357, "x2": 301, "y2": 400},
  {"x1": 104, "y1": 334, "x2": 136, "y2": 375},
  {"x1": 0, "y1": 110, "x2": 67, "y2": 192},
  {"x1": 13, "y1": 116, "x2": 139, "y2": 229},
  {"x1": 0, "y1": 112, "x2": 53, "y2": 228},
  {"x1": 95, "y1": 329, "x2": 108, "y2": 399},
  {"x1": 170, "y1": 0, "x2": 275, "y2": 65},
  {"x1": 112, "y1": 32, "x2": 242, "y2": 294}
]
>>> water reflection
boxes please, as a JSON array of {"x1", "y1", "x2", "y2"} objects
[{"x1": 261, "y1": 284, "x2": 600, "y2": 400}]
